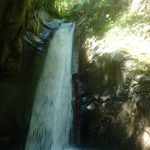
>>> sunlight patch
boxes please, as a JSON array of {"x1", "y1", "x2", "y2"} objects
[
  {"x1": 142, "y1": 127, "x2": 150, "y2": 149},
  {"x1": 131, "y1": 0, "x2": 141, "y2": 12},
  {"x1": 85, "y1": 26, "x2": 150, "y2": 65}
]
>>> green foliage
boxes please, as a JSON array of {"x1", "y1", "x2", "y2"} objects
[{"x1": 62, "y1": 0, "x2": 130, "y2": 37}]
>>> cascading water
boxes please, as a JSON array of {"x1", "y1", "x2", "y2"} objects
[{"x1": 25, "y1": 23, "x2": 75, "y2": 150}]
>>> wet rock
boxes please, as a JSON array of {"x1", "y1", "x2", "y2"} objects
[
  {"x1": 112, "y1": 51, "x2": 128, "y2": 62},
  {"x1": 130, "y1": 80, "x2": 138, "y2": 87},
  {"x1": 77, "y1": 91, "x2": 122, "y2": 148},
  {"x1": 122, "y1": 60, "x2": 137, "y2": 71},
  {"x1": 138, "y1": 75, "x2": 150, "y2": 85}
]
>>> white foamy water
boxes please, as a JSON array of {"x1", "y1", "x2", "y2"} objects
[{"x1": 25, "y1": 23, "x2": 75, "y2": 150}]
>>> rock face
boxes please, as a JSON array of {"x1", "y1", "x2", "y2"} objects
[
  {"x1": 0, "y1": 1, "x2": 31, "y2": 148},
  {"x1": 0, "y1": 0, "x2": 47, "y2": 76},
  {"x1": 0, "y1": 0, "x2": 27, "y2": 74},
  {"x1": 75, "y1": 1, "x2": 150, "y2": 149},
  {"x1": 0, "y1": 1, "x2": 59, "y2": 148},
  {"x1": 76, "y1": 57, "x2": 150, "y2": 150}
]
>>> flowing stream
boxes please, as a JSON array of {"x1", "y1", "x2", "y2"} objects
[{"x1": 25, "y1": 23, "x2": 75, "y2": 150}]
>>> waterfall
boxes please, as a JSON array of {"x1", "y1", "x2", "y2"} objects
[{"x1": 25, "y1": 23, "x2": 75, "y2": 150}]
